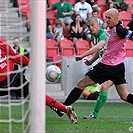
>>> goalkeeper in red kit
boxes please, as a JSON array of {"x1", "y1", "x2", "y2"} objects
[
  {"x1": 0, "y1": 38, "x2": 30, "y2": 97},
  {"x1": 0, "y1": 38, "x2": 78, "y2": 123}
]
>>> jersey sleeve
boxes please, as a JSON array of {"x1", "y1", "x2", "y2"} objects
[
  {"x1": 51, "y1": 3, "x2": 57, "y2": 10},
  {"x1": 68, "y1": 2, "x2": 74, "y2": 12},
  {"x1": 73, "y1": 3, "x2": 79, "y2": 12},
  {"x1": 116, "y1": 24, "x2": 133, "y2": 39},
  {"x1": 99, "y1": 31, "x2": 106, "y2": 41}
]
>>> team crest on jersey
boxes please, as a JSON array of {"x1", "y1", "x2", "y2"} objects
[{"x1": 111, "y1": 29, "x2": 115, "y2": 34}]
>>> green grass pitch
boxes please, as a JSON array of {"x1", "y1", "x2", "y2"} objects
[{"x1": 0, "y1": 102, "x2": 133, "y2": 133}]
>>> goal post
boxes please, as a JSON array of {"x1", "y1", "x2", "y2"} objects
[{"x1": 29, "y1": 0, "x2": 46, "y2": 132}]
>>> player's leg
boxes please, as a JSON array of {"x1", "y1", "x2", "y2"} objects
[
  {"x1": 113, "y1": 62, "x2": 133, "y2": 105},
  {"x1": 51, "y1": 75, "x2": 95, "y2": 117},
  {"x1": 84, "y1": 80, "x2": 113, "y2": 119},
  {"x1": 63, "y1": 75, "x2": 95, "y2": 105},
  {"x1": 46, "y1": 95, "x2": 66, "y2": 112},
  {"x1": 46, "y1": 95, "x2": 78, "y2": 123},
  {"x1": 115, "y1": 84, "x2": 133, "y2": 105},
  {"x1": 52, "y1": 63, "x2": 109, "y2": 116}
]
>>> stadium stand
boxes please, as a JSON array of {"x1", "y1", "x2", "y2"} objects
[{"x1": 0, "y1": 0, "x2": 30, "y2": 45}]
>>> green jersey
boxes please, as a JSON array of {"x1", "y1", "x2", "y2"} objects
[
  {"x1": 51, "y1": 2, "x2": 74, "y2": 18},
  {"x1": 91, "y1": 28, "x2": 106, "y2": 45},
  {"x1": 112, "y1": 0, "x2": 123, "y2": 3},
  {"x1": 91, "y1": 28, "x2": 107, "y2": 57}
]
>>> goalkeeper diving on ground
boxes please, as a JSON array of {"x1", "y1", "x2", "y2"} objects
[{"x1": 0, "y1": 38, "x2": 78, "y2": 124}]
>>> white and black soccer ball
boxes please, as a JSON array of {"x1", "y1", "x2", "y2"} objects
[{"x1": 46, "y1": 65, "x2": 61, "y2": 82}]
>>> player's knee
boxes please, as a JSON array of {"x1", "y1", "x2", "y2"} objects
[
  {"x1": 101, "y1": 85, "x2": 108, "y2": 91},
  {"x1": 120, "y1": 95, "x2": 127, "y2": 101},
  {"x1": 76, "y1": 80, "x2": 86, "y2": 89}
]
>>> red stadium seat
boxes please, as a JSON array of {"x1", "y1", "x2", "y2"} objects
[
  {"x1": 97, "y1": 0, "x2": 106, "y2": 5},
  {"x1": 131, "y1": 5, "x2": 133, "y2": 15},
  {"x1": 122, "y1": 19, "x2": 132, "y2": 27},
  {"x1": 46, "y1": 10, "x2": 56, "y2": 25},
  {"x1": 52, "y1": 55, "x2": 62, "y2": 68},
  {"x1": 119, "y1": 11, "x2": 132, "y2": 27},
  {"x1": 127, "y1": 0, "x2": 133, "y2": 4},
  {"x1": 77, "y1": 47, "x2": 89, "y2": 55},
  {"x1": 47, "y1": 47, "x2": 59, "y2": 59},
  {"x1": 17, "y1": 0, "x2": 29, "y2": 6},
  {"x1": 69, "y1": 0, "x2": 77, "y2": 6},
  {"x1": 19, "y1": 3, "x2": 30, "y2": 15},
  {"x1": 90, "y1": 41, "x2": 95, "y2": 48},
  {"x1": 26, "y1": 9, "x2": 30, "y2": 20},
  {"x1": 46, "y1": 39, "x2": 58, "y2": 47},
  {"x1": 48, "y1": 0, "x2": 60, "y2": 7},
  {"x1": 46, "y1": 10, "x2": 55, "y2": 18},
  {"x1": 60, "y1": 39, "x2": 73, "y2": 52},
  {"x1": 119, "y1": 11, "x2": 131, "y2": 18},
  {"x1": 102, "y1": 11, "x2": 106, "y2": 21},
  {"x1": 65, "y1": 24, "x2": 70, "y2": 37},
  {"x1": 98, "y1": 4, "x2": 107, "y2": 15},
  {"x1": 62, "y1": 47, "x2": 75, "y2": 56},
  {"x1": 75, "y1": 39, "x2": 89, "y2": 50},
  {"x1": 126, "y1": 39, "x2": 133, "y2": 57}
]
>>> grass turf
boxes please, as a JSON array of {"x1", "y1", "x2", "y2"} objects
[
  {"x1": 46, "y1": 102, "x2": 133, "y2": 133},
  {"x1": 0, "y1": 102, "x2": 133, "y2": 133}
]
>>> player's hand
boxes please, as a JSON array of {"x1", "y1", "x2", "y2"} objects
[
  {"x1": 84, "y1": 59, "x2": 92, "y2": 66},
  {"x1": 75, "y1": 56, "x2": 83, "y2": 61}
]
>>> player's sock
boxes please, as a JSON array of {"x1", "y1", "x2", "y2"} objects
[
  {"x1": 86, "y1": 92, "x2": 99, "y2": 100},
  {"x1": 46, "y1": 95, "x2": 66, "y2": 113},
  {"x1": 64, "y1": 87, "x2": 83, "y2": 105},
  {"x1": 92, "y1": 91, "x2": 107, "y2": 118},
  {"x1": 126, "y1": 94, "x2": 133, "y2": 105}
]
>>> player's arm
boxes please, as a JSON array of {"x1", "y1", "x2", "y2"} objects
[
  {"x1": 116, "y1": 24, "x2": 133, "y2": 39},
  {"x1": 84, "y1": 52, "x2": 99, "y2": 66},
  {"x1": 75, "y1": 40, "x2": 105, "y2": 61},
  {"x1": 8, "y1": 44, "x2": 30, "y2": 65}
]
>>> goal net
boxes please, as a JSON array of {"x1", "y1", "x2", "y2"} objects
[{"x1": 0, "y1": 0, "x2": 45, "y2": 132}]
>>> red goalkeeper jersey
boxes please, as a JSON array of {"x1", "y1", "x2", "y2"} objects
[{"x1": 0, "y1": 42, "x2": 30, "y2": 82}]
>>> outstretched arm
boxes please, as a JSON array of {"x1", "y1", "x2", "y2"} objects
[
  {"x1": 75, "y1": 40, "x2": 105, "y2": 61},
  {"x1": 84, "y1": 52, "x2": 99, "y2": 66}
]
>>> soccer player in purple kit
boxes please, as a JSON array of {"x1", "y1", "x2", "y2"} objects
[{"x1": 54, "y1": 8, "x2": 133, "y2": 118}]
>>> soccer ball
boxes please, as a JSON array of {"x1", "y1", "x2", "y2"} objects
[{"x1": 46, "y1": 65, "x2": 61, "y2": 82}]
